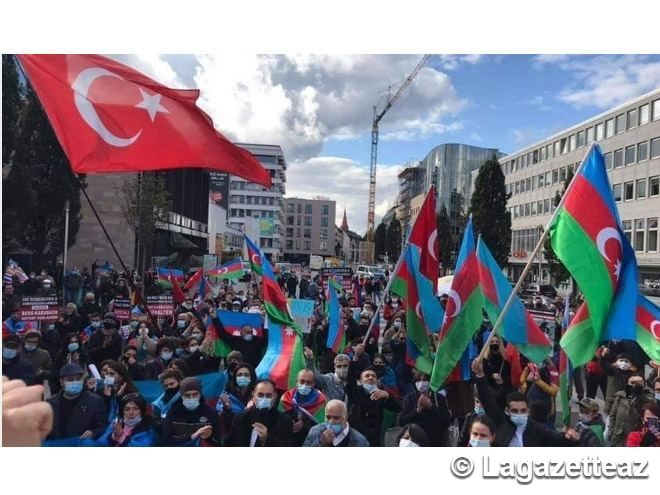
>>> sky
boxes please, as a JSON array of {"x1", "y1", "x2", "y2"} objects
[{"x1": 110, "y1": 54, "x2": 660, "y2": 234}]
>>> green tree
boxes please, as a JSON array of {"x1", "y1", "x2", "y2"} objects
[
  {"x1": 3, "y1": 85, "x2": 84, "y2": 268},
  {"x1": 118, "y1": 172, "x2": 171, "y2": 273},
  {"x1": 543, "y1": 170, "x2": 574, "y2": 285},
  {"x1": 2, "y1": 55, "x2": 24, "y2": 167},
  {"x1": 386, "y1": 214, "x2": 402, "y2": 262},
  {"x1": 374, "y1": 222, "x2": 387, "y2": 262},
  {"x1": 469, "y1": 154, "x2": 512, "y2": 266},
  {"x1": 436, "y1": 203, "x2": 452, "y2": 274}
]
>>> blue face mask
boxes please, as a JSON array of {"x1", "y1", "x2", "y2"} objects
[
  {"x1": 474, "y1": 406, "x2": 485, "y2": 415},
  {"x1": 327, "y1": 423, "x2": 344, "y2": 435},
  {"x1": 130, "y1": 321, "x2": 139, "y2": 329},
  {"x1": 236, "y1": 376, "x2": 251, "y2": 387},
  {"x1": 183, "y1": 398, "x2": 200, "y2": 411},
  {"x1": 255, "y1": 397, "x2": 272, "y2": 410},
  {"x1": 160, "y1": 351, "x2": 173, "y2": 361},
  {"x1": 509, "y1": 413, "x2": 529, "y2": 428},
  {"x1": 362, "y1": 383, "x2": 378, "y2": 394},
  {"x1": 67, "y1": 342, "x2": 80, "y2": 353},
  {"x1": 177, "y1": 320, "x2": 186, "y2": 329},
  {"x1": 91, "y1": 321, "x2": 101, "y2": 328},
  {"x1": 469, "y1": 438, "x2": 491, "y2": 447},
  {"x1": 3, "y1": 348, "x2": 18, "y2": 360},
  {"x1": 24, "y1": 343, "x2": 38, "y2": 352},
  {"x1": 64, "y1": 380, "x2": 84, "y2": 395},
  {"x1": 242, "y1": 333, "x2": 253, "y2": 342},
  {"x1": 175, "y1": 348, "x2": 185, "y2": 357},
  {"x1": 123, "y1": 416, "x2": 142, "y2": 427},
  {"x1": 297, "y1": 384, "x2": 312, "y2": 396}
]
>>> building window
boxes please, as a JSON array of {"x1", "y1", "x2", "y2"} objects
[
  {"x1": 567, "y1": 163, "x2": 575, "y2": 177},
  {"x1": 295, "y1": 240, "x2": 300, "y2": 250},
  {"x1": 545, "y1": 171, "x2": 551, "y2": 186},
  {"x1": 538, "y1": 173, "x2": 544, "y2": 188},
  {"x1": 634, "y1": 219, "x2": 645, "y2": 251},
  {"x1": 615, "y1": 114, "x2": 626, "y2": 134},
  {"x1": 286, "y1": 228, "x2": 294, "y2": 237},
  {"x1": 638, "y1": 141, "x2": 649, "y2": 162},
  {"x1": 605, "y1": 118, "x2": 614, "y2": 138},
  {"x1": 546, "y1": 144, "x2": 552, "y2": 159},
  {"x1": 595, "y1": 122, "x2": 604, "y2": 141},
  {"x1": 554, "y1": 141, "x2": 561, "y2": 156},
  {"x1": 640, "y1": 104, "x2": 650, "y2": 126},
  {"x1": 569, "y1": 134, "x2": 576, "y2": 151},
  {"x1": 513, "y1": 205, "x2": 519, "y2": 219},
  {"x1": 552, "y1": 169, "x2": 559, "y2": 184},
  {"x1": 321, "y1": 205, "x2": 329, "y2": 215},
  {"x1": 296, "y1": 228, "x2": 301, "y2": 237},
  {"x1": 525, "y1": 203, "x2": 531, "y2": 217},
  {"x1": 304, "y1": 241, "x2": 311, "y2": 251},
  {"x1": 321, "y1": 217, "x2": 329, "y2": 227},
  {"x1": 613, "y1": 149, "x2": 624, "y2": 168},
  {"x1": 560, "y1": 137, "x2": 569, "y2": 154},
  {"x1": 320, "y1": 229, "x2": 328, "y2": 239},
  {"x1": 623, "y1": 220, "x2": 632, "y2": 243},
  {"x1": 305, "y1": 204, "x2": 312, "y2": 214},
  {"x1": 515, "y1": 181, "x2": 520, "y2": 194},
  {"x1": 586, "y1": 127, "x2": 594, "y2": 143},
  {"x1": 577, "y1": 130, "x2": 585, "y2": 148},
  {"x1": 531, "y1": 202, "x2": 537, "y2": 215},
  {"x1": 625, "y1": 145, "x2": 636, "y2": 166},
  {"x1": 526, "y1": 177, "x2": 532, "y2": 190},
  {"x1": 651, "y1": 137, "x2": 660, "y2": 159},
  {"x1": 540, "y1": 147, "x2": 545, "y2": 161},
  {"x1": 285, "y1": 240, "x2": 293, "y2": 250},
  {"x1": 559, "y1": 166, "x2": 566, "y2": 183},
  {"x1": 636, "y1": 179, "x2": 647, "y2": 199},
  {"x1": 624, "y1": 181, "x2": 634, "y2": 201},
  {"x1": 627, "y1": 108, "x2": 638, "y2": 130},
  {"x1": 286, "y1": 203, "x2": 294, "y2": 213},
  {"x1": 613, "y1": 183, "x2": 622, "y2": 202},
  {"x1": 304, "y1": 216, "x2": 312, "y2": 226},
  {"x1": 648, "y1": 217, "x2": 658, "y2": 252},
  {"x1": 537, "y1": 200, "x2": 543, "y2": 215},
  {"x1": 320, "y1": 241, "x2": 327, "y2": 251},
  {"x1": 297, "y1": 216, "x2": 301, "y2": 226},
  {"x1": 304, "y1": 229, "x2": 311, "y2": 238},
  {"x1": 544, "y1": 198, "x2": 551, "y2": 214},
  {"x1": 297, "y1": 204, "x2": 302, "y2": 214},
  {"x1": 650, "y1": 176, "x2": 659, "y2": 197},
  {"x1": 653, "y1": 99, "x2": 660, "y2": 121}
]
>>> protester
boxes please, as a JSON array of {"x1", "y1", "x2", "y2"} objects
[
  {"x1": 3, "y1": 334, "x2": 36, "y2": 384},
  {"x1": 399, "y1": 370, "x2": 451, "y2": 446},
  {"x1": 397, "y1": 423, "x2": 429, "y2": 447},
  {"x1": 86, "y1": 313, "x2": 123, "y2": 366},
  {"x1": 626, "y1": 403, "x2": 660, "y2": 447},
  {"x1": 303, "y1": 399, "x2": 369, "y2": 447},
  {"x1": 20, "y1": 330, "x2": 52, "y2": 384},
  {"x1": 607, "y1": 374, "x2": 655, "y2": 446},
  {"x1": 93, "y1": 393, "x2": 156, "y2": 447},
  {"x1": 278, "y1": 369, "x2": 328, "y2": 446},
  {"x1": 467, "y1": 415, "x2": 497, "y2": 447}
]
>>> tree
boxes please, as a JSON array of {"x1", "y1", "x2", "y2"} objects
[
  {"x1": 3, "y1": 85, "x2": 84, "y2": 269},
  {"x1": 386, "y1": 214, "x2": 402, "y2": 263},
  {"x1": 118, "y1": 172, "x2": 171, "y2": 273},
  {"x1": 436, "y1": 203, "x2": 452, "y2": 274},
  {"x1": 469, "y1": 154, "x2": 512, "y2": 266},
  {"x1": 374, "y1": 222, "x2": 387, "y2": 261},
  {"x1": 2, "y1": 55, "x2": 24, "y2": 167},
  {"x1": 543, "y1": 170, "x2": 574, "y2": 285}
]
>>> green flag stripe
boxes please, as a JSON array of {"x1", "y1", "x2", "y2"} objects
[
  {"x1": 559, "y1": 313, "x2": 596, "y2": 367},
  {"x1": 636, "y1": 324, "x2": 660, "y2": 362}
]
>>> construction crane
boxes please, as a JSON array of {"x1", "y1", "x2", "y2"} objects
[{"x1": 366, "y1": 54, "x2": 430, "y2": 261}]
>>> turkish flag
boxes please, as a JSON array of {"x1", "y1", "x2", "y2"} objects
[
  {"x1": 407, "y1": 185, "x2": 439, "y2": 290},
  {"x1": 15, "y1": 54, "x2": 272, "y2": 187}
]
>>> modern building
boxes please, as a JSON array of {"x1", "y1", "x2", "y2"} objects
[
  {"x1": 502, "y1": 89, "x2": 660, "y2": 285},
  {"x1": 226, "y1": 144, "x2": 287, "y2": 261},
  {"x1": 282, "y1": 197, "x2": 336, "y2": 262}
]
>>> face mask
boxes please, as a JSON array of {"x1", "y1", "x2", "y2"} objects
[
  {"x1": 130, "y1": 321, "x2": 139, "y2": 329},
  {"x1": 297, "y1": 384, "x2": 312, "y2": 396},
  {"x1": 3, "y1": 348, "x2": 18, "y2": 360},
  {"x1": 335, "y1": 368, "x2": 348, "y2": 379},
  {"x1": 183, "y1": 398, "x2": 200, "y2": 411},
  {"x1": 104, "y1": 376, "x2": 116, "y2": 387},
  {"x1": 509, "y1": 413, "x2": 528, "y2": 427},
  {"x1": 64, "y1": 380, "x2": 84, "y2": 395},
  {"x1": 627, "y1": 385, "x2": 643, "y2": 396},
  {"x1": 189, "y1": 346, "x2": 199, "y2": 354},
  {"x1": 469, "y1": 438, "x2": 490, "y2": 447},
  {"x1": 489, "y1": 343, "x2": 500, "y2": 352},
  {"x1": 415, "y1": 381, "x2": 430, "y2": 393},
  {"x1": 67, "y1": 342, "x2": 80, "y2": 353},
  {"x1": 175, "y1": 348, "x2": 185, "y2": 356},
  {"x1": 399, "y1": 438, "x2": 419, "y2": 447},
  {"x1": 392, "y1": 303, "x2": 399, "y2": 309},
  {"x1": 183, "y1": 303, "x2": 192, "y2": 309},
  {"x1": 91, "y1": 321, "x2": 101, "y2": 328},
  {"x1": 655, "y1": 393, "x2": 660, "y2": 402},
  {"x1": 243, "y1": 333, "x2": 253, "y2": 342},
  {"x1": 160, "y1": 351, "x2": 173, "y2": 361},
  {"x1": 192, "y1": 333, "x2": 203, "y2": 340},
  {"x1": 373, "y1": 364, "x2": 385, "y2": 375},
  {"x1": 255, "y1": 397, "x2": 272, "y2": 410},
  {"x1": 327, "y1": 423, "x2": 344, "y2": 435},
  {"x1": 236, "y1": 376, "x2": 251, "y2": 387},
  {"x1": 474, "y1": 406, "x2": 485, "y2": 415},
  {"x1": 177, "y1": 320, "x2": 186, "y2": 329},
  {"x1": 123, "y1": 416, "x2": 142, "y2": 427},
  {"x1": 578, "y1": 413, "x2": 593, "y2": 424},
  {"x1": 24, "y1": 343, "x2": 38, "y2": 352},
  {"x1": 393, "y1": 321, "x2": 401, "y2": 329},
  {"x1": 103, "y1": 322, "x2": 114, "y2": 329},
  {"x1": 362, "y1": 383, "x2": 378, "y2": 394},
  {"x1": 616, "y1": 360, "x2": 631, "y2": 371},
  {"x1": 47, "y1": 324, "x2": 55, "y2": 331}
]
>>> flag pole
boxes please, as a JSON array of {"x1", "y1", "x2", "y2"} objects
[{"x1": 476, "y1": 142, "x2": 597, "y2": 361}]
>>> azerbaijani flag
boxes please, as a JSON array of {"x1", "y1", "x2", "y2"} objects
[
  {"x1": 260, "y1": 248, "x2": 301, "y2": 332},
  {"x1": 559, "y1": 298, "x2": 574, "y2": 427},
  {"x1": 206, "y1": 313, "x2": 232, "y2": 358},
  {"x1": 245, "y1": 235, "x2": 264, "y2": 276},
  {"x1": 256, "y1": 320, "x2": 306, "y2": 391},
  {"x1": 476, "y1": 237, "x2": 552, "y2": 363},
  {"x1": 208, "y1": 258, "x2": 244, "y2": 280},
  {"x1": 636, "y1": 295, "x2": 660, "y2": 362},
  {"x1": 215, "y1": 310, "x2": 264, "y2": 338},
  {"x1": 157, "y1": 267, "x2": 183, "y2": 289},
  {"x1": 445, "y1": 341, "x2": 477, "y2": 383},
  {"x1": 278, "y1": 388, "x2": 327, "y2": 424},
  {"x1": 326, "y1": 282, "x2": 346, "y2": 353},
  {"x1": 551, "y1": 144, "x2": 638, "y2": 366},
  {"x1": 431, "y1": 217, "x2": 484, "y2": 391}
]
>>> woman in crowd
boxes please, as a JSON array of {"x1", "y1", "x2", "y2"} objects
[
  {"x1": 396, "y1": 423, "x2": 429, "y2": 447},
  {"x1": 92, "y1": 393, "x2": 156, "y2": 447},
  {"x1": 626, "y1": 403, "x2": 660, "y2": 447},
  {"x1": 468, "y1": 415, "x2": 497, "y2": 447}
]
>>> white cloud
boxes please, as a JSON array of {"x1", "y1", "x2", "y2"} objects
[
  {"x1": 437, "y1": 54, "x2": 483, "y2": 71},
  {"x1": 468, "y1": 132, "x2": 482, "y2": 142},
  {"x1": 285, "y1": 156, "x2": 401, "y2": 235},
  {"x1": 533, "y1": 55, "x2": 660, "y2": 109}
]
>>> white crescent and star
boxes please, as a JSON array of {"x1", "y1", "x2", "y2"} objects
[
  {"x1": 446, "y1": 289, "x2": 462, "y2": 318},
  {"x1": 427, "y1": 229, "x2": 438, "y2": 261},
  {"x1": 219, "y1": 267, "x2": 228, "y2": 275},
  {"x1": 251, "y1": 254, "x2": 261, "y2": 264},
  {"x1": 596, "y1": 227, "x2": 622, "y2": 280},
  {"x1": 651, "y1": 320, "x2": 660, "y2": 341},
  {"x1": 415, "y1": 301, "x2": 423, "y2": 319},
  {"x1": 72, "y1": 67, "x2": 168, "y2": 148}
]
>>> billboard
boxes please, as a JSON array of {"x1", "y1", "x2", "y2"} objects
[{"x1": 209, "y1": 172, "x2": 230, "y2": 210}]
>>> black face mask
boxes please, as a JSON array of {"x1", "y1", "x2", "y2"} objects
[
  {"x1": 103, "y1": 321, "x2": 114, "y2": 329},
  {"x1": 373, "y1": 365, "x2": 385, "y2": 376},
  {"x1": 163, "y1": 387, "x2": 179, "y2": 401},
  {"x1": 627, "y1": 385, "x2": 644, "y2": 397},
  {"x1": 489, "y1": 344, "x2": 500, "y2": 353}
]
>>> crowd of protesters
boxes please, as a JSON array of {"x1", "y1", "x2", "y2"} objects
[{"x1": 2, "y1": 261, "x2": 659, "y2": 447}]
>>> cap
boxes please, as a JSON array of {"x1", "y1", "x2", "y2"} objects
[
  {"x1": 59, "y1": 363, "x2": 85, "y2": 377},
  {"x1": 180, "y1": 377, "x2": 202, "y2": 395},
  {"x1": 227, "y1": 350, "x2": 243, "y2": 362},
  {"x1": 578, "y1": 397, "x2": 600, "y2": 413}
]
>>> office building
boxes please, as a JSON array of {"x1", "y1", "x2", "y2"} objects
[{"x1": 282, "y1": 197, "x2": 336, "y2": 262}]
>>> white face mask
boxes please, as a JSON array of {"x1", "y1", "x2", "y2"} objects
[
  {"x1": 399, "y1": 438, "x2": 419, "y2": 447},
  {"x1": 616, "y1": 360, "x2": 631, "y2": 370}
]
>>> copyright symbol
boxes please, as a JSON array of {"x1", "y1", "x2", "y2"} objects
[{"x1": 450, "y1": 457, "x2": 474, "y2": 478}]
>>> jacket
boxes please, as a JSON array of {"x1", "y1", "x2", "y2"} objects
[
  {"x1": 20, "y1": 347, "x2": 52, "y2": 383},
  {"x1": 475, "y1": 376, "x2": 575, "y2": 447},
  {"x1": 607, "y1": 389, "x2": 654, "y2": 446},
  {"x1": 46, "y1": 391, "x2": 108, "y2": 440},
  {"x1": 224, "y1": 407, "x2": 293, "y2": 447},
  {"x1": 86, "y1": 330, "x2": 123, "y2": 366},
  {"x1": 92, "y1": 419, "x2": 157, "y2": 447},
  {"x1": 162, "y1": 397, "x2": 221, "y2": 446},
  {"x1": 3, "y1": 356, "x2": 37, "y2": 385},
  {"x1": 400, "y1": 389, "x2": 451, "y2": 446},
  {"x1": 305, "y1": 357, "x2": 347, "y2": 402},
  {"x1": 303, "y1": 423, "x2": 370, "y2": 446}
]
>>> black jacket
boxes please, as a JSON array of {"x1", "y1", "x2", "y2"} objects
[
  {"x1": 400, "y1": 389, "x2": 451, "y2": 446},
  {"x1": 46, "y1": 391, "x2": 108, "y2": 440},
  {"x1": 162, "y1": 398, "x2": 221, "y2": 446},
  {"x1": 475, "y1": 376, "x2": 575, "y2": 447},
  {"x1": 224, "y1": 407, "x2": 293, "y2": 447},
  {"x1": 86, "y1": 330, "x2": 123, "y2": 366},
  {"x1": 2, "y1": 356, "x2": 37, "y2": 385}
]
